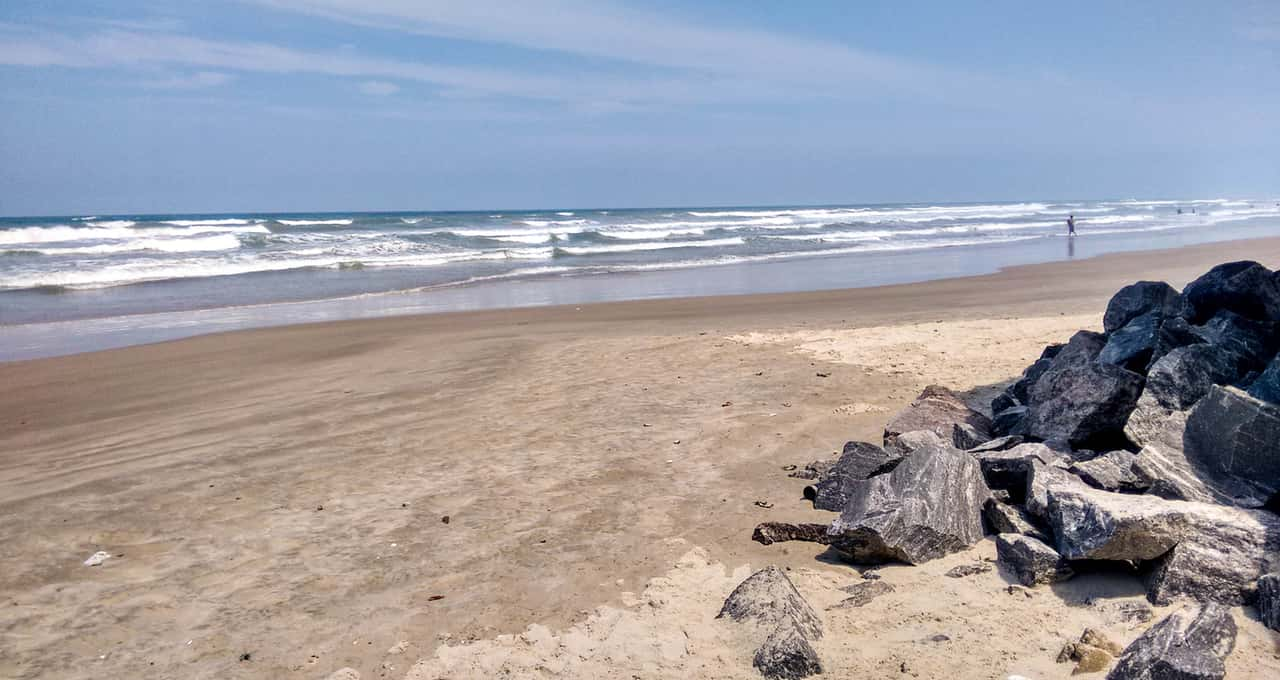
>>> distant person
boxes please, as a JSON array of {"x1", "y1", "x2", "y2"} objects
[
  {"x1": 1177, "y1": 207, "x2": 1183, "y2": 215},
  {"x1": 1067, "y1": 214, "x2": 1076, "y2": 236}
]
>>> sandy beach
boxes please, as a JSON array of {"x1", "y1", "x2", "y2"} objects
[{"x1": 3, "y1": 236, "x2": 1280, "y2": 680}]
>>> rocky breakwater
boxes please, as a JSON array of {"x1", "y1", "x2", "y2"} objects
[{"x1": 732, "y1": 260, "x2": 1280, "y2": 679}]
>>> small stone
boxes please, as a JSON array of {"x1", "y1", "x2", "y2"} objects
[
  {"x1": 831, "y1": 581, "x2": 894, "y2": 609},
  {"x1": 945, "y1": 563, "x2": 992, "y2": 578}
]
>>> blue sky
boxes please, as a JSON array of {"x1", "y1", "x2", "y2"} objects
[{"x1": 1, "y1": 1, "x2": 1277, "y2": 215}]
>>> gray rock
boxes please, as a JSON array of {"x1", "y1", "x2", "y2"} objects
[
  {"x1": 967, "y1": 435, "x2": 1024, "y2": 453},
  {"x1": 1183, "y1": 385, "x2": 1280, "y2": 504},
  {"x1": 752, "y1": 523, "x2": 833, "y2": 546},
  {"x1": 788, "y1": 460, "x2": 833, "y2": 481},
  {"x1": 983, "y1": 497, "x2": 1052, "y2": 543},
  {"x1": 827, "y1": 441, "x2": 989, "y2": 565},
  {"x1": 1106, "y1": 604, "x2": 1236, "y2": 680},
  {"x1": 717, "y1": 566, "x2": 823, "y2": 640},
  {"x1": 832, "y1": 580, "x2": 894, "y2": 608},
  {"x1": 1180, "y1": 259, "x2": 1280, "y2": 324},
  {"x1": 1047, "y1": 486, "x2": 1280, "y2": 605},
  {"x1": 1027, "y1": 334, "x2": 1145, "y2": 448},
  {"x1": 883, "y1": 429, "x2": 948, "y2": 457},
  {"x1": 1123, "y1": 344, "x2": 1237, "y2": 448},
  {"x1": 1247, "y1": 354, "x2": 1280, "y2": 404},
  {"x1": 995, "y1": 533, "x2": 1074, "y2": 586},
  {"x1": 1104, "y1": 281, "x2": 1182, "y2": 334},
  {"x1": 1131, "y1": 412, "x2": 1241, "y2": 505},
  {"x1": 1257, "y1": 573, "x2": 1280, "y2": 632},
  {"x1": 753, "y1": 620, "x2": 823, "y2": 680},
  {"x1": 883, "y1": 385, "x2": 993, "y2": 451},
  {"x1": 1024, "y1": 458, "x2": 1088, "y2": 521},
  {"x1": 1008, "y1": 358, "x2": 1055, "y2": 404},
  {"x1": 1070, "y1": 449, "x2": 1145, "y2": 493},
  {"x1": 807, "y1": 441, "x2": 902, "y2": 511}
]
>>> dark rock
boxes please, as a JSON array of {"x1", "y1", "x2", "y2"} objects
[
  {"x1": 995, "y1": 534, "x2": 1074, "y2": 586},
  {"x1": 1009, "y1": 358, "x2": 1055, "y2": 404},
  {"x1": 1147, "y1": 316, "x2": 1203, "y2": 371},
  {"x1": 882, "y1": 429, "x2": 948, "y2": 458},
  {"x1": 1192, "y1": 310, "x2": 1279, "y2": 375},
  {"x1": 1183, "y1": 385, "x2": 1280, "y2": 505},
  {"x1": 1027, "y1": 333, "x2": 1145, "y2": 449},
  {"x1": 827, "y1": 441, "x2": 989, "y2": 565},
  {"x1": 1047, "y1": 486, "x2": 1280, "y2": 605},
  {"x1": 717, "y1": 566, "x2": 823, "y2": 640},
  {"x1": 983, "y1": 497, "x2": 1051, "y2": 543},
  {"x1": 752, "y1": 523, "x2": 833, "y2": 546},
  {"x1": 807, "y1": 441, "x2": 902, "y2": 511},
  {"x1": 1099, "y1": 311, "x2": 1166, "y2": 373},
  {"x1": 991, "y1": 406, "x2": 1030, "y2": 437},
  {"x1": 991, "y1": 391, "x2": 1020, "y2": 415},
  {"x1": 945, "y1": 562, "x2": 993, "y2": 578},
  {"x1": 1104, "y1": 281, "x2": 1182, "y2": 333},
  {"x1": 1069, "y1": 449, "x2": 1145, "y2": 493},
  {"x1": 1024, "y1": 458, "x2": 1089, "y2": 520},
  {"x1": 967, "y1": 435, "x2": 1024, "y2": 453},
  {"x1": 950, "y1": 422, "x2": 988, "y2": 450},
  {"x1": 1040, "y1": 343, "x2": 1065, "y2": 360},
  {"x1": 1181, "y1": 260, "x2": 1280, "y2": 324},
  {"x1": 1106, "y1": 604, "x2": 1236, "y2": 680},
  {"x1": 972, "y1": 442, "x2": 1063, "y2": 500},
  {"x1": 1124, "y1": 344, "x2": 1237, "y2": 448},
  {"x1": 753, "y1": 621, "x2": 823, "y2": 679},
  {"x1": 832, "y1": 580, "x2": 894, "y2": 608},
  {"x1": 1257, "y1": 573, "x2": 1280, "y2": 632},
  {"x1": 883, "y1": 385, "x2": 993, "y2": 451},
  {"x1": 1247, "y1": 354, "x2": 1280, "y2": 404}
]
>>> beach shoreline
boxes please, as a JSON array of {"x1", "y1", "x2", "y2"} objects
[{"x1": 2, "y1": 237, "x2": 1279, "y2": 679}]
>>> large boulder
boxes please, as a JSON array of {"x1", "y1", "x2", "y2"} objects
[
  {"x1": 1024, "y1": 458, "x2": 1089, "y2": 521},
  {"x1": 1069, "y1": 449, "x2": 1145, "y2": 493},
  {"x1": 1027, "y1": 333, "x2": 1145, "y2": 449},
  {"x1": 1183, "y1": 385, "x2": 1280, "y2": 506},
  {"x1": 1098, "y1": 311, "x2": 1176, "y2": 373},
  {"x1": 971, "y1": 442, "x2": 1063, "y2": 501},
  {"x1": 995, "y1": 533, "x2": 1073, "y2": 586},
  {"x1": 1106, "y1": 604, "x2": 1236, "y2": 680},
  {"x1": 1132, "y1": 413, "x2": 1241, "y2": 506},
  {"x1": 1123, "y1": 344, "x2": 1237, "y2": 448},
  {"x1": 1192, "y1": 310, "x2": 1278, "y2": 376},
  {"x1": 1257, "y1": 573, "x2": 1280, "y2": 632},
  {"x1": 883, "y1": 429, "x2": 949, "y2": 458},
  {"x1": 1248, "y1": 354, "x2": 1280, "y2": 404},
  {"x1": 827, "y1": 441, "x2": 989, "y2": 565},
  {"x1": 1180, "y1": 260, "x2": 1280, "y2": 324},
  {"x1": 883, "y1": 385, "x2": 992, "y2": 451},
  {"x1": 806, "y1": 441, "x2": 902, "y2": 511},
  {"x1": 1104, "y1": 281, "x2": 1183, "y2": 333},
  {"x1": 1047, "y1": 486, "x2": 1280, "y2": 605}
]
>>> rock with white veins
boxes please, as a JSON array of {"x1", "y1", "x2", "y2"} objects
[{"x1": 1106, "y1": 604, "x2": 1237, "y2": 680}]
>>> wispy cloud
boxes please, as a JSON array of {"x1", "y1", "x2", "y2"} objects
[
  {"x1": 140, "y1": 71, "x2": 235, "y2": 90},
  {"x1": 358, "y1": 80, "x2": 399, "y2": 96}
]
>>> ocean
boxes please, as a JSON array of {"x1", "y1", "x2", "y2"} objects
[{"x1": 2, "y1": 198, "x2": 1279, "y2": 360}]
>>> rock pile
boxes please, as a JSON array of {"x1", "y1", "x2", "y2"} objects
[{"x1": 739, "y1": 260, "x2": 1280, "y2": 678}]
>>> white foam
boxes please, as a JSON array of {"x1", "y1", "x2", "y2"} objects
[
  {"x1": 275, "y1": 218, "x2": 354, "y2": 226},
  {"x1": 161, "y1": 218, "x2": 257, "y2": 227},
  {"x1": 29, "y1": 233, "x2": 242, "y2": 255},
  {"x1": 85, "y1": 220, "x2": 137, "y2": 228},
  {"x1": 519, "y1": 219, "x2": 589, "y2": 227},
  {"x1": 556, "y1": 212, "x2": 575, "y2": 216},
  {"x1": 599, "y1": 228, "x2": 706, "y2": 240},
  {"x1": 554, "y1": 237, "x2": 743, "y2": 256}
]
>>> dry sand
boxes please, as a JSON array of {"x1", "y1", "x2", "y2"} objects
[{"x1": 2, "y1": 237, "x2": 1279, "y2": 679}]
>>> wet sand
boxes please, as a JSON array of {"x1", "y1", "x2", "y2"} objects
[{"x1": 1, "y1": 236, "x2": 1279, "y2": 679}]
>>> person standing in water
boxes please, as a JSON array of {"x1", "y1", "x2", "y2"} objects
[{"x1": 1067, "y1": 214, "x2": 1076, "y2": 236}]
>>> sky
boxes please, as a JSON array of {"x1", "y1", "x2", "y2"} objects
[{"x1": 0, "y1": 1, "x2": 1277, "y2": 215}]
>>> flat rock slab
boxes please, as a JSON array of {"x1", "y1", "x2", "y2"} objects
[
  {"x1": 945, "y1": 562, "x2": 993, "y2": 578},
  {"x1": 1047, "y1": 486, "x2": 1280, "y2": 605},
  {"x1": 752, "y1": 523, "x2": 833, "y2": 546},
  {"x1": 831, "y1": 581, "x2": 895, "y2": 608},
  {"x1": 1069, "y1": 449, "x2": 1144, "y2": 493},
  {"x1": 828, "y1": 441, "x2": 989, "y2": 565},
  {"x1": 1106, "y1": 604, "x2": 1237, "y2": 680}
]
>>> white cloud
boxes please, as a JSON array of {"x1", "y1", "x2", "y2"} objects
[
  {"x1": 359, "y1": 80, "x2": 399, "y2": 95},
  {"x1": 141, "y1": 71, "x2": 235, "y2": 90}
]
